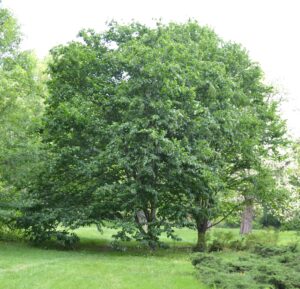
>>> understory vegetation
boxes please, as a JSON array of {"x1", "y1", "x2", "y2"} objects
[
  {"x1": 192, "y1": 230, "x2": 300, "y2": 288},
  {"x1": 193, "y1": 244, "x2": 300, "y2": 289}
]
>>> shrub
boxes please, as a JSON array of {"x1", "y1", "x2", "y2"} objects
[
  {"x1": 281, "y1": 211, "x2": 300, "y2": 231},
  {"x1": 193, "y1": 244, "x2": 300, "y2": 289},
  {"x1": 208, "y1": 231, "x2": 236, "y2": 252},
  {"x1": 56, "y1": 231, "x2": 79, "y2": 248},
  {"x1": 260, "y1": 212, "x2": 281, "y2": 229},
  {"x1": 0, "y1": 224, "x2": 23, "y2": 241},
  {"x1": 0, "y1": 209, "x2": 23, "y2": 242},
  {"x1": 207, "y1": 229, "x2": 279, "y2": 252},
  {"x1": 243, "y1": 230, "x2": 279, "y2": 250}
]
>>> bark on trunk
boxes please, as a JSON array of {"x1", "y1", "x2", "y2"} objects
[
  {"x1": 240, "y1": 198, "x2": 254, "y2": 235},
  {"x1": 136, "y1": 210, "x2": 148, "y2": 233},
  {"x1": 194, "y1": 218, "x2": 208, "y2": 252},
  {"x1": 136, "y1": 208, "x2": 158, "y2": 250}
]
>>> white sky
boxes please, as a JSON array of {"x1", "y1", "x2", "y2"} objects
[{"x1": 2, "y1": 0, "x2": 300, "y2": 138}]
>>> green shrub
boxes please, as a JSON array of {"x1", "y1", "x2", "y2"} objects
[
  {"x1": 193, "y1": 244, "x2": 300, "y2": 289},
  {"x1": 243, "y1": 230, "x2": 279, "y2": 250},
  {"x1": 281, "y1": 211, "x2": 300, "y2": 231},
  {"x1": 0, "y1": 211, "x2": 23, "y2": 242},
  {"x1": 0, "y1": 225, "x2": 23, "y2": 241},
  {"x1": 260, "y1": 212, "x2": 281, "y2": 229},
  {"x1": 208, "y1": 231, "x2": 236, "y2": 252},
  {"x1": 252, "y1": 243, "x2": 297, "y2": 257},
  {"x1": 207, "y1": 229, "x2": 279, "y2": 252},
  {"x1": 56, "y1": 231, "x2": 79, "y2": 248}
]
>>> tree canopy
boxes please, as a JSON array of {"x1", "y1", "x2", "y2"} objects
[
  {"x1": 19, "y1": 21, "x2": 287, "y2": 249},
  {"x1": 0, "y1": 5, "x2": 45, "y2": 231}
]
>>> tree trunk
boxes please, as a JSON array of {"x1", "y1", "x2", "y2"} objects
[
  {"x1": 240, "y1": 198, "x2": 254, "y2": 235},
  {"x1": 136, "y1": 208, "x2": 159, "y2": 250},
  {"x1": 194, "y1": 218, "x2": 208, "y2": 252},
  {"x1": 136, "y1": 210, "x2": 148, "y2": 233}
]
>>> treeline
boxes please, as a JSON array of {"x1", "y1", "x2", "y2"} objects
[
  {"x1": 0, "y1": 6, "x2": 45, "y2": 236},
  {"x1": 0, "y1": 5, "x2": 299, "y2": 251}
]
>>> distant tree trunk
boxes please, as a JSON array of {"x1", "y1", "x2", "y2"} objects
[
  {"x1": 136, "y1": 206, "x2": 158, "y2": 249},
  {"x1": 136, "y1": 210, "x2": 148, "y2": 233},
  {"x1": 195, "y1": 218, "x2": 209, "y2": 252},
  {"x1": 240, "y1": 197, "x2": 254, "y2": 235}
]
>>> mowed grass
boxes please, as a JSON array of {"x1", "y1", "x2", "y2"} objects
[
  {"x1": 0, "y1": 227, "x2": 298, "y2": 289},
  {"x1": 0, "y1": 226, "x2": 204, "y2": 289}
]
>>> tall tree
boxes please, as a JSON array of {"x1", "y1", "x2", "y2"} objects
[
  {"x1": 21, "y1": 21, "x2": 287, "y2": 249},
  {"x1": 0, "y1": 5, "x2": 45, "y2": 231}
]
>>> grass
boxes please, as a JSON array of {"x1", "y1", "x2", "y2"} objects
[
  {"x1": 0, "y1": 226, "x2": 204, "y2": 289},
  {"x1": 0, "y1": 227, "x2": 298, "y2": 289}
]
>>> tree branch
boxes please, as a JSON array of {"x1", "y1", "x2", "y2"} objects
[{"x1": 207, "y1": 202, "x2": 244, "y2": 229}]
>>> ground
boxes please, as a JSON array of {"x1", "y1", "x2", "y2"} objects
[{"x1": 0, "y1": 227, "x2": 298, "y2": 289}]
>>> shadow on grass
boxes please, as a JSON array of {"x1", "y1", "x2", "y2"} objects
[
  {"x1": 25, "y1": 235, "x2": 196, "y2": 259},
  {"x1": 80, "y1": 237, "x2": 194, "y2": 256}
]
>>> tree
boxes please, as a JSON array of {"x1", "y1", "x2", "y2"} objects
[
  {"x1": 0, "y1": 5, "x2": 45, "y2": 233},
  {"x1": 238, "y1": 165, "x2": 288, "y2": 234},
  {"x1": 280, "y1": 141, "x2": 300, "y2": 230},
  {"x1": 21, "y1": 21, "x2": 287, "y2": 249}
]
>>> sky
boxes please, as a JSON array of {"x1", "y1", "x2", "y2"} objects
[{"x1": 2, "y1": 0, "x2": 300, "y2": 138}]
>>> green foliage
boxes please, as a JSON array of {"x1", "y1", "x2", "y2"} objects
[
  {"x1": 281, "y1": 210, "x2": 300, "y2": 231},
  {"x1": 20, "y1": 20, "x2": 287, "y2": 250},
  {"x1": 193, "y1": 244, "x2": 300, "y2": 289},
  {"x1": 0, "y1": 6, "x2": 20, "y2": 56},
  {"x1": 243, "y1": 230, "x2": 280, "y2": 249},
  {"x1": 260, "y1": 209, "x2": 282, "y2": 228},
  {"x1": 208, "y1": 230, "x2": 238, "y2": 252},
  {"x1": 283, "y1": 142, "x2": 300, "y2": 231},
  {"x1": 0, "y1": 6, "x2": 45, "y2": 236},
  {"x1": 207, "y1": 229, "x2": 280, "y2": 252}
]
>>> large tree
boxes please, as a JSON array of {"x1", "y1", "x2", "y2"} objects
[
  {"x1": 0, "y1": 5, "x2": 45, "y2": 232},
  {"x1": 21, "y1": 21, "x2": 287, "y2": 249}
]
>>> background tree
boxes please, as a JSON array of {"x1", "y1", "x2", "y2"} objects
[
  {"x1": 280, "y1": 141, "x2": 300, "y2": 230},
  {"x1": 220, "y1": 48, "x2": 288, "y2": 235},
  {"x1": 0, "y1": 5, "x2": 45, "y2": 235}
]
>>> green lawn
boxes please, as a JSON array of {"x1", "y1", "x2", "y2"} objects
[
  {"x1": 0, "y1": 226, "x2": 204, "y2": 289},
  {"x1": 0, "y1": 227, "x2": 298, "y2": 289}
]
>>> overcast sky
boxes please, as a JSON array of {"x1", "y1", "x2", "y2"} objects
[{"x1": 2, "y1": 0, "x2": 300, "y2": 138}]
